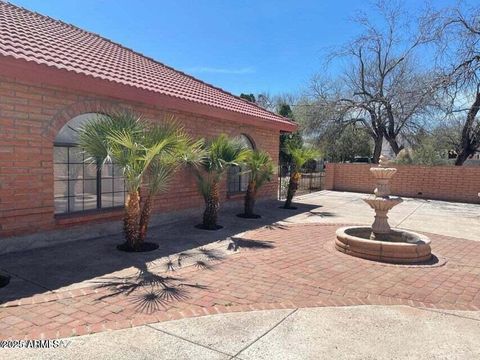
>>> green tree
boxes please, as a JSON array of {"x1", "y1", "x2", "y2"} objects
[
  {"x1": 240, "y1": 93, "x2": 256, "y2": 103},
  {"x1": 278, "y1": 103, "x2": 294, "y2": 118},
  {"x1": 278, "y1": 103, "x2": 304, "y2": 164},
  {"x1": 394, "y1": 136, "x2": 448, "y2": 166},
  {"x1": 79, "y1": 111, "x2": 195, "y2": 251},
  {"x1": 323, "y1": 124, "x2": 373, "y2": 162},
  {"x1": 238, "y1": 150, "x2": 274, "y2": 218},
  {"x1": 189, "y1": 134, "x2": 249, "y2": 230}
]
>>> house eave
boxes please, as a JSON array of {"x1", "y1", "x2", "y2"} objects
[{"x1": 0, "y1": 56, "x2": 297, "y2": 132}]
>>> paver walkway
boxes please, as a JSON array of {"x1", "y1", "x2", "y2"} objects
[{"x1": 1, "y1": 223, "x2": 479, "y2": 340}]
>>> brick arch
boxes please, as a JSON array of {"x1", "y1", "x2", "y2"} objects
[
  {"x1": 43, "y1": 100, "x2": 128, "y2": 141},
  {"x1": 240, "y1": 132, "x2": 256, "y2": 149},
  {"x1": 226, "y1": 127, "x2": 257, "y2": 150}
]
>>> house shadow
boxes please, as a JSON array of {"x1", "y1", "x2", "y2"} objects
[{"x1": 0, "y1": 199, "x2": 318, "y2": 305}]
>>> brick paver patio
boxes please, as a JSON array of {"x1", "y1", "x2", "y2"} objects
[{"x1": 1, "y1": 223, "x2": 479, "y2": 340}]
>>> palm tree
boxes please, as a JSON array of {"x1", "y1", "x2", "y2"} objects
[
  {"x1": 79, "y1": 111, "x2": 194, "y2": 251},
  {"x1": 238, "y1": 150, "x2": 274, "y2": 218},
  {"x1": 189, "y1": 134, "x2": 249, "y2": 230},
  {"x1": 283, "y1": 144, "x2": 319, "y2": 209}
]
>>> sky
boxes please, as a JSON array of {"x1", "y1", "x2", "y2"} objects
[{"x1": 10, "y1": 0, "x2": 472, "y2": 97}]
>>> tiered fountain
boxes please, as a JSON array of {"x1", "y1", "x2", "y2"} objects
[{"x1": 335, "y1": 156, "x2": 432, "y2": 264}]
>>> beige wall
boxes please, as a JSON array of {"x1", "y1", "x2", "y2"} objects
[{"x1": 325, "y1": 163, "x2": 480, "y2": 204}]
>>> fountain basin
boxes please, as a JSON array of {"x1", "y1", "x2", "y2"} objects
[{"x1": 335, "y1": 226, "x2": 432, "y2": 264}]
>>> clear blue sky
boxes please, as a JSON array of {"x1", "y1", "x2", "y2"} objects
[{"x1": 10, "y1": 0, "x2": 469, "y2": 96}]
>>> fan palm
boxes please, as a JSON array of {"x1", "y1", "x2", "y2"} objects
[
  {"x1": 189, "y1": 134, "x2": 249, "y2": 230},
  {"x1": 79, "y1": 111, "x2": 194, "y2": 251},
  {"x1": 283, "y1": 144, "x2": 319, "y2": 209},
  {"x1": 238, "y1": 150, "x2": 274, "y2": 218}
]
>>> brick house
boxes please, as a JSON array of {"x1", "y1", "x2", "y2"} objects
[{"x1": 0, "y1": 2, "x2": 295, "y2": 246}]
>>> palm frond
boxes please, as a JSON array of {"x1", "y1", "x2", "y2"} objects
[
  {"x1": 244, "y1": 149, "x2": 275, "y2": 188},
  {"x1": 201, "y1": 134, "x2": 250, "y2": 173},
  {"x1": 188, "y1": 134, "x2": 251, "y2": 199},
  {"x1": 146, "y1": 155, "x2": 180, "y2": 195},
  {"x1": 286, "y1": 143, "x2": 321, "y2": 170},
  {"x1": 79, "y1": 110, "x2": 200, "y2": 196}
]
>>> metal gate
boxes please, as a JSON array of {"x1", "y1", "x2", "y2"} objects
[{"x1": 278, "y1": 161, "x2": 325, "y2": 200}]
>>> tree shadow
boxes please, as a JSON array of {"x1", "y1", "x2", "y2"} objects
[
  {"x1": 0, "y1": 198, "x2": 318, "y2": 304},
  {"x1": 263, "y1": 222, "x2": 289, "y2": 231},
  {"x1": 228, "y1": 238, "x2": 275, "y2": 251},
  {"x1": 307, "y1": 211, "x2": 337, "y2": 218},
  {"x1": 193, "y1": 260, "x2": 215, "y2": 271},
  {"x1": 93, "y1": 264, "x2": 208, "y2": 314},
  {"x1": 150, "y1": 246, "x2": 227, "y2": 273}
]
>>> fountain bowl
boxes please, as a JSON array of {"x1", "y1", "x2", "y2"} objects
[
  {"x1": 335, "y1": 226, "x2": 432, "y2": 264},
  {"x1": 363, "y1": 196, "x2": 403, "y2": 211},
  {"x1": 369, "y1": 167, "x2": 398, "y2": 179}
]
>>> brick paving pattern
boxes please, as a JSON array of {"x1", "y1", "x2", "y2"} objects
[{"x1": 1, "y1": 224, "x2": 479, "y2": 340}]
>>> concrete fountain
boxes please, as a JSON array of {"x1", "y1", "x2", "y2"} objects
[{"x1": 335, "y1": 156, "x2": 432, "y2": 264}]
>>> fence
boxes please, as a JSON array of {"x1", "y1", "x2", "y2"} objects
[{"x1": 278, "y1": 163, "x2": 325, "y2": 200}]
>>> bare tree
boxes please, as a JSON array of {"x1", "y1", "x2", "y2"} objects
[
  {"x1": 426, "y1": 4, "x2": 480, "y2": 165},
  {"x1": 302, "y1": 1, "x2": 438, "y2": 162},
  {"x1": 255, "y1": 92, "x2": 271, "y2": 110},
  {"x1": 300, "y1": 75, "x2": 386, "y2": 162}
]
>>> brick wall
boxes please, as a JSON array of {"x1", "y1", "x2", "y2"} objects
[
  {"x1": 0, "y1": 75, "x2": 280, "y2": 237},
  {"x1": 325, "y1": 163, "x2": 480, "y2": 204}
]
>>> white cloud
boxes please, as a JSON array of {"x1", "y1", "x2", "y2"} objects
[{"x1": 186, "y1": 66, "x2": 255, "y2": 74}]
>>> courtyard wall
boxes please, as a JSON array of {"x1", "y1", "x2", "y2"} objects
[{"x1": 325, "y1": 163, "x2": 480, "y2": 204}]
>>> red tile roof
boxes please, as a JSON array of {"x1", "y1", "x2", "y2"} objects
[{"x1": 0, "y1": 1, "x2": 293, "y2": 127}]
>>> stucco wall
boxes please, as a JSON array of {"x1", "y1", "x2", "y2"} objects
[
  {"x1": 0, "y1": 75, "x2": 280, "y2": 237},
  {"x1": 325, "y1": 163, "x2": 480, "y2": 204}
]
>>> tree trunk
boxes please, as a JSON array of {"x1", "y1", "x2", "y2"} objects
[
  {"x1": 372, "y1": 135, "x2": 384, "y2": 164},
  {"x1": 124, "y1": 191, "x2": 141, "y2": 249},
  {"x1": 454, "y1": 147, "x2": 474, "y2": 166},
  {"x1": 284, "y1": 171, "x2": 300, "y2": 208},
  {"x1": 455, "y1": 91, "x2": 480, "y2": 166},
  {"x1": 385, "y1": 137, "x2": 404, "y2": 156},
  {"x1": 202, "y1": 180, "x2": 220, "y2": 229},
  {"x1": 138, "y1": 194, "x2": 153, "y2": 245},
  {"x1": 244, "y1": 180, "x2": 257, "y2": 217},
  {"x1": 383, "y1": 103, "x2": 404, "y2": 156}
]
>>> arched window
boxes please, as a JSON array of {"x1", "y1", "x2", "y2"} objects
[
  {"x1": 53, "y1": 113, "x2": 126, "y2": 215},
  {"x1": 227, "y1": 134, "x2": 255, "y2": 194}
]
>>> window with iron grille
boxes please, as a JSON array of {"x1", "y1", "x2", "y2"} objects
[
  {"x1": 53, "y1": 113, "x2": 126, "y2": 215},
  {"x1": 227, "y1": 134, "x2": 254, "y2": 194}
]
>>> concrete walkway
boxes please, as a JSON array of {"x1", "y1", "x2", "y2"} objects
[
  {"x1": 288, "y1": 191, "x2": 480, "y2": 241},
  {"x1": 6, "y1": 306, "x2": 480, "y2": 359}
]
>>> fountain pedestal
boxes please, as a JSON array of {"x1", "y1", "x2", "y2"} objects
[
  {"x1": 364, "y1": 197, "x2": 403, "y2": 239},
  {"x1": 335, "y1": 156, "x2": 432, "y2": 264}
]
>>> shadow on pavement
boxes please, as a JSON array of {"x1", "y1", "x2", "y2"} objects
[{"x1": 0, "y1": 199, "x2": 318, "y2": 304}]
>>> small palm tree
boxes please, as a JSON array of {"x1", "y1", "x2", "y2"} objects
[
  {"x1": 189, "y1": 134, "x2": 249, "y2": 230},
  {"x1": 238, "y1": 150, "x2": 274, "y2": 219},
  {"x1": 283, "y1": 144, "x2": 319, "y2": 209},
  {"x1": 79, "y1": 111, "x2": 194, "y2": 251}
]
